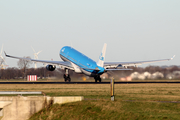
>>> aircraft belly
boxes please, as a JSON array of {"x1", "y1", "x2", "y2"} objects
[
  {"x1": 60, "y1": 55, "x2": 67, "y2": 62},
  {"x1": 81, "y1": 69, "x2": 97, "y2": 77}
]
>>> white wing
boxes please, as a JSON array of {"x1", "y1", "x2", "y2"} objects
[
  {"x1": 5, "y1": 52, "x2": 74, "y2": 70},
  {"x1": 104, "y1": 55, "x2": 175, "y2": 69}
]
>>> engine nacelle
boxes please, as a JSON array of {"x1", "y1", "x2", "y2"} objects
[{"x1": 46, "y1": 65, "x2": 56, "y2": 71}]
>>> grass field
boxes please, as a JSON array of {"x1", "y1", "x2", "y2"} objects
[{"x1": 0, "y1": 83, "x2": 180, "y2": 119}]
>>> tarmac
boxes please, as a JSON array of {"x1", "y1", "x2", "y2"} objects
[{"x1": 0, "y1": 81, "x2": 179, "y2": 84}]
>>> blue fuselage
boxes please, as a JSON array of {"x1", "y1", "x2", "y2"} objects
[{"x1": 59, "y1": 46, "x2": 105, "y2": 77}]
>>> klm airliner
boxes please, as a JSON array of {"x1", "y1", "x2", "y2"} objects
[{"x1": 5, "y1": 43, "x2": 175, "y2": 82}]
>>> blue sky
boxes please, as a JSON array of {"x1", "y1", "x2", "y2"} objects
[{"x1": 0, "y1": 0, "x2": 179, "y2": 68}]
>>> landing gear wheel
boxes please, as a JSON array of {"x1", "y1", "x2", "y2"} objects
[
  {"x1": 64, "y1": 69, "x2": 71, "y2": 82},
  {"x1": 99, "y1": 78, "x2": 101, "y2": 82},
  {"x1": 67, "y1": 75, "x2": 71, "y2": 82},
  {"x1": 94, "y1": 76, "x2": 101, "y2": 82},
  {"x1": 64, "y1": 74, "x2": 71, "y2": 82}
]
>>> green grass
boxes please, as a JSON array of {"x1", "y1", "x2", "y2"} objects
[
  {"x1": 27, "y1": 84, "x2": 180, "y2": 120},
  {"x1": 0, "y1": 83, "x2": 180, "y2": 119},
  {"x1": 29, "y1": 99, "x2": 180, "y2": 120}
]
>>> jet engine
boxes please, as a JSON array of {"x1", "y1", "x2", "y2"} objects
[{"x1": 46, "y1": 65, "x2": 56, "y2": 71}]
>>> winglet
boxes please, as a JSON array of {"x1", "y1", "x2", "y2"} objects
[
  {"x1": 4, "y1": 51, "x2": 7, "y2": 56},
  {"x1": 4, "y1": 51, "x2": 10, "y2": 58},
  {"x1": 170, "y1": 55, "x2": 175, "y2": 60}
]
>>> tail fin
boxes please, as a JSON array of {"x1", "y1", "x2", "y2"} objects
[{"x1": 97, "y1": 43, "x2": 107, "y2": 67}]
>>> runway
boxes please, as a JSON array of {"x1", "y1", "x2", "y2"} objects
[{"x1": 0, "y1": 81, "x2": 180, "y2": 84}]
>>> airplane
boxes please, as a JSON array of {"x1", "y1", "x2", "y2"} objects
[{"x1": 4, "y1": 43, "x2": 175, "y2": 82}]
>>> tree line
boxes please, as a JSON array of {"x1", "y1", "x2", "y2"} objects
[
  {"x1": 0, "y1": 65, "x2": 180, "y2": 80},
  {"x1": 0, "y1": 55, "x2": 179, "y2": 80}
]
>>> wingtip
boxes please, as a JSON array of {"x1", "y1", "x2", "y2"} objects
[
  {"x1": 4, "y1": 51, "x2": 7, "y2": 56},
  {"x1": 4, "y1": 51, "x2": 9, "y2": 57},
  {"x1": 170, "y1": 55, "x2": 176, "y2": 60}
]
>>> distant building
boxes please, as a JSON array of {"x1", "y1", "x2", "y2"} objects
[
  {"x1": 166, "y1": 71, "x2": 180, "y2": 79},
  {"x1": 120, "y1": 76, "x2": 132, "y2": 81},
  {"x1": 126, "y1": 76, "x2": 132, "y2": 81},
  {"x1": 130, "y1": 72, "x2": 140, "y2": 80},
  {"x1": 151, "y1": 72, "x2": 164, "y2": 79},
  {"x1": 27, "y1": 75, "x2": 37, "y2": 81},
  {"x1": 166, "y1": 73, "x2": 173, "y2": 79},
  {"x1": 130, "y1": 71, "x2": 164, "y2": 80},
  {"x1": 130, "y1": 72, "x2": 147, "y2": 80},
  {"x1": 143, "y1": 72, "x2": 151, "y2": 79}
]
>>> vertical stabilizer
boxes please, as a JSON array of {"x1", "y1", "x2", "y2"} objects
[{"x1": 97, "y1": 43, "x2": 107, "y2": 67}]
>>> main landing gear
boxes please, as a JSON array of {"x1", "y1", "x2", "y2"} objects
[
  {"x1": 94, "y1": 75, "x2": 101, "y2": 82},
  {"x1": 64, "y1": 69, "x2": 71, "y2": 82}
]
